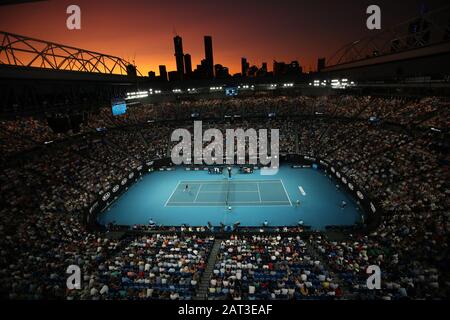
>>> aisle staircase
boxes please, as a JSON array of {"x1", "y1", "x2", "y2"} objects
[{"x1": 194, "y1": 239, "x2": 222, "y2": 300}]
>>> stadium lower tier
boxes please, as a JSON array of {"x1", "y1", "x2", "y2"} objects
[{"x1": 45, "y1": 232, "x2": 445, "y2": 301}]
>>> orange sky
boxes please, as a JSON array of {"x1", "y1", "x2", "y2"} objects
[{"x1": 0, "y1": 0, "x2": 447, "y2": 75}]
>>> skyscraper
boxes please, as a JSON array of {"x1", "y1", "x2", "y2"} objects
[
  {"x1": 173, "y1": 36, "x2": 185, "y2": 80},
  {"x1": 184, "y1": 54, "x2": 192, "y2": 76},
  {"x1": 241, "y1": 57, "x2": 249, "y2": 77},
  {"x1": 204, "y1": 36, "x2": 214, "y2": 79},
  {"x1": 273, "y1": 60, "x2": 287, "y2": 77},
  {"x1": 159, "y1": 65, "x2": 168, "y2": 82}
]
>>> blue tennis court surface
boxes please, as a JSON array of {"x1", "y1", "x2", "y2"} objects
[
  {"x1": 98, "y1": 165, "x2": 362, "y2": 230},
  {"x1": 166, "y1": 180, "x2": 291, "y2": 207}
]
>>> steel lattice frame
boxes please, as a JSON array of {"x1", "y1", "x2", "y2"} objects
[
  {"x1": 326, "y1": 5, "x2": 450, "y2": 67},
  {"x1": 0, "y1": 31, "x2": 140, "y2": 75}
]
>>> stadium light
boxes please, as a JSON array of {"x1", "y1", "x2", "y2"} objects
[{"x1": 125, "y1": 91, "x2": 148, "y2": 100}]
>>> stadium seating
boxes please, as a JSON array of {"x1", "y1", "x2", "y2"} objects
[{"x1": 0, "y1": 95, "x2": 448, "y2": 300}]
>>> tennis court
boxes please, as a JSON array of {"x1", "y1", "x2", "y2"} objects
[
  {"x1": 98, "y1": 165, "x2": 361, "y2": 229},
  {"x1": 165, "y1": 180, "x2": 292, "y2": 207}
]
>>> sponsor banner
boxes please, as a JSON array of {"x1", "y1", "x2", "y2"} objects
[
  {"x1": 89, "y1": 202, "x2": 99, "y2": 214},
  {"x1": 319, "y1": 160, "x2": 329, "y2": 167},
  {"x1": 102, "y1": 192, "x2": 111, "y2": 201},
  {"x1": 292, "y1": 165, "x2": 311, "y2": 169},
  {"x1": 304, "y1": 156, "x2": 317, "y2": 162}
]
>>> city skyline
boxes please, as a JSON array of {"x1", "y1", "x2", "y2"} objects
[{"x1": 0, "y1": 0, "x2": 448, "y2": 75}]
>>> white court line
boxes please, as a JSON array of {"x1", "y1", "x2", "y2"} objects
[
  {"x1": 280, "y1": 179, "x2": 293, "y2": 206},
  {"x1": 164, "y1": 180, "x2": 181, "y2": 207},
  {"x1": 167, "y1": 179, "x2": 291, "y2": 207},
  {"x1": 199, "y1": 190, "x2": 259, "y2": 193},
  {"x1": 193, "y1": 184, "x2": 203, "y2": 203},
  {"x1": 166, "y1": 204, "x2": 291, "y2": 208},
  {"x1": 168, "y1": 201, "x2": 291, "y2": 204},
  {"x1": 178, "y1": 180, "x2": 282, "y2": 184},
  {"x1": 256, "y1": 182, "x2": 262, "y2": 203},
  {"x1": 298, "y1": 186, "x2": 307, "y2": 196}
]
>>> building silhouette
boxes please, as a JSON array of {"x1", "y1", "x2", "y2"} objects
[
  {"x1": 204, "y1": 36, "x2": 214, "y2": 79},
  {"x1": 273, "y1": 61, "x2": 286, "y2": 77},
  {"x1": 248, "y1": 65, "x2": 258, "y2": 77},
  {"x1": 184, "y1": 54, "x2": 192, "y2": 77},
  {"x1": 159, "y1": 65, "x2": 168, "y2": 82},
  {"x1": 168, "y1": 71, "x2": 179, "y2": 82},
  {"x1": 261, "y1": 62, "x2": 268, "y2": 73},
  {"x1": 288, "y1": 60, "x2": 302, "y2": 75},
  {"x1": 173, "y1": 36, "x2": 185, "y2": 80},
  {"x1": 241, "y1": 57, "x2": 249, "y2": 77},
  {"x1": 273, "y1": 60, "x2": 302, "y2": 77},
  {"x1": 126, "y1": 64, "x2": 137, "y2": 77},
  {"x1": 317, "y1": 58, "x2": 326, "y2": 72},
  {"x1": 214, "y1": 64, "x2": 229, "y2": 79}
]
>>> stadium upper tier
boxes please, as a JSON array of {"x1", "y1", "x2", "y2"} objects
[{"x1": 0, "y1": 95, "x2": 448, "y2": 300}]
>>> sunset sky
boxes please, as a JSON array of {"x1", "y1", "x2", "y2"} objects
[{"x1": 0, "y1": 0, "x2": 448, "y2": 75}]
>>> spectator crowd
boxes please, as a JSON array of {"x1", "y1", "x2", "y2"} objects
[{"x1": 0, "y1": 94, "x2": 448, "y2": 300}]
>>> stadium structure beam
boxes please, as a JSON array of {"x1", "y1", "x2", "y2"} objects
[
  {"x1": 0, "y1": 0, "x2": 46, "y2": 5},
  {"x1": 326, "y1": 5, "x2": 450, "y2": 68},
  {"x1": 0, "y1": 31, "x2": 141, "y2": 76}
]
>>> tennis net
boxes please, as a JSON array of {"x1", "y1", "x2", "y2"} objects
[{"x1": 225, "y1": 178, "x2": 231, "y2": 206}]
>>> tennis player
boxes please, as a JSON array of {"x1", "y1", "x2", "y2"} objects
[{"x1": 227, "y1": 166, "x2": 232, "y2": 179}]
